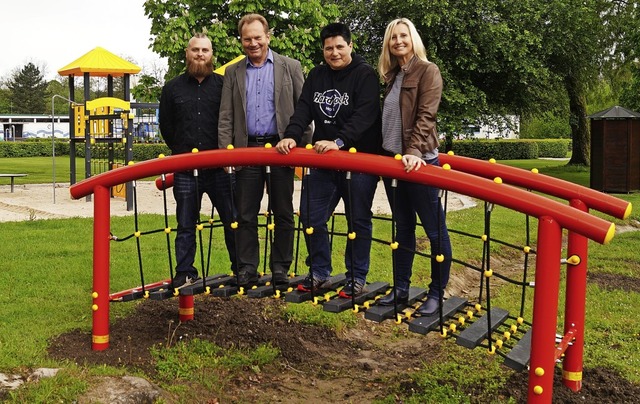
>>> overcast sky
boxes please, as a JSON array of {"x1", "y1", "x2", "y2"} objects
[{"x1": 1, "y1": 0, "x2": 167, "y2": 81}]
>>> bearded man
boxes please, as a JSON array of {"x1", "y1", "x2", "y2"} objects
[{"x1": 159, "y1": 33, "x2": 237, "y2": 288}]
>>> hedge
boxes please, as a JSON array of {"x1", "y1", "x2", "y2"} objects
[
  {"x1": 450, "y1": 139, "x2": 570, "y2": 160},
  {"x1": 1, "y1": 138, "x2": 570, "y2": 161}
]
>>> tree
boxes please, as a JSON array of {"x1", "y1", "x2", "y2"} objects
[
  {"x1": 329, "y1": 0, "x2": 551, "y2": 145},
  {"x1": 327, "y1": 0, "x2": 639, "y2": 163},
  {"x1": 143, "y1": 0, "x2": 340, "y2": 80},
  {"x1": 7, "y1": 63, "x2": 48, "y2": 114},
  {"x1": 132, "y1": 74, "x2": 162, "y2": 103}
]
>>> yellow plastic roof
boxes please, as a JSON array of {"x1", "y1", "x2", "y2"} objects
[
  {"x1": 214, "y1": 55, "x2": 245, "y2": 75},
  {"x1": 58, "y1": 47, "x2": 142, "y2": 77}
]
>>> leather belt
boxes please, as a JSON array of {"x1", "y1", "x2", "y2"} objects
[{"x1": 248, "y1": 134, "x2": 279, "y2": 146}]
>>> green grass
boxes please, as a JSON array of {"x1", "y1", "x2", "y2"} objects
[
  {"x1": 0, "y1": 157, "x2": 86, "y2": 184},
  {"x1": 0, "y1": 157, "x2": 638, "y2": 402}
]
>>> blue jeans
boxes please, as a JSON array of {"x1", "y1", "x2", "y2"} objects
[
  {"x1": 383, "y1": 157, "x2": 452, "y2": 299},
  {"x1": 173, "y1": 168, "x2": 237, "y2": 275},
  {"x1": 300, "y1": 168, "x2": 378, "y2": 285}
]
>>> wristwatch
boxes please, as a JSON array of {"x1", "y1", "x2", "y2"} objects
[{"x1": 335, "y1": 138, "x2": 345, "y2": 149}]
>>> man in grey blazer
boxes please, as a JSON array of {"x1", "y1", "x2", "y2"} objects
[{"x1": 219, "y1": 13, "x2": 310, "y2": 288}]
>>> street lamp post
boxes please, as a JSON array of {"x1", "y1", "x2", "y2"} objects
[{"x1": 51, "y1": 94, "x2": 78, "y2": 204}]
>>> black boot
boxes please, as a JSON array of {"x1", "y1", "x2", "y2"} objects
[
  {"x1": 271, "y1": 271, "x2": 289, "y2": 285},
  {"x1": 378, "y1": 288, "x2": 409, "y2": 306}
]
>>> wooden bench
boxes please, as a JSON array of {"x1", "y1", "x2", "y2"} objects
[{"x1": 0, "y1": 174, "x2": 28, "y2": 192}]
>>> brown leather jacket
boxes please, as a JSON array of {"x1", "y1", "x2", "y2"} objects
[{"x1": 383, "y1": 56, "x2": 442, "y2": 157}]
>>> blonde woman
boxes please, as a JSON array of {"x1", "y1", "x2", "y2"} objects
[{"x1": 377, "y1": 18, "x2": 452, "y2": 315}]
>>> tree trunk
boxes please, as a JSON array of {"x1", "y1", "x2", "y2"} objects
[{"x1": 565, "y1": 74, "x2": 590, "y2": 165}]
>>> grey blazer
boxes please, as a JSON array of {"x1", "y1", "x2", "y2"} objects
[{"x1": 218, "y1": 50, "x2": 311, "y2": 149}]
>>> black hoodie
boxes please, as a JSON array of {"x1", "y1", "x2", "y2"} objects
[{"x1": 284, "y1": 54, "x2": 382, "y2": 154}]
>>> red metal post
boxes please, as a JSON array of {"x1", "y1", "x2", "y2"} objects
[
  {"x1": 562, "y1": 199, "x2": 589, "y2": 391},
  {"x1": 179, "y1": 295, "x2": 195, "y2": 322},
  {"x1": 92, "y1": 185, "x2": 111, "y2": 350},
  {"x1": 528, "y1": 216, "x2": 562, "y2": 403}
]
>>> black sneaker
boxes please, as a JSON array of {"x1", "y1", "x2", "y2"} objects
[
  {"x1": 297, "y1": 274, "x2": 330, "y2": 292},
  {"x1": 172, "y1": 272, "x2": 200, "y2": 289},
  {"x1": 339, "y1": 280, "x2": 366, "y2": 298}
]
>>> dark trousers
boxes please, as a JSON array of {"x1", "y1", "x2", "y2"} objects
[
  {"x1": 173, "y1": 169, "x2": 237, "y2": 274},
  {"x1": 300, "y1": 168, "x2": 378, "y2": 285},
  {"x1": 382, "y1": 157, "x2": 452, "y2": 298},
  {"x1": 234, "y1": 165, "x2": 295, "y2": 275}
]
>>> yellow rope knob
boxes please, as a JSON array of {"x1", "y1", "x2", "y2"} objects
[
  {"x1": 164, "y1": 227, "x2": 172, "y2": 234},
  {"x1": 495, "y1": 339, "x2": 503, "y2": 348},
  {"x1": 484, "y1": 269, "x2": 493, "y2": 277},
  {"x1": 567, "y1": 255, "x2": 581, "y2": 265},
  {"x1": 348, "y1": 147, "x2": 357, "y2": 153},
  {"x1": 305, "y1": 227, "x2": 314, "y2": 235},
  {"x1": 226, "y1": 144, "x2": 234, "y2": 150},
  {"x1": 394, "y1": 154, "x2": 402, "y2": 160},
  {"x1": 441, "y1": 329, "x2": 448, "y2": 338},
  {"x1": 305, "y1": 144, "x2": 313, "y2": 149},
  {"x1": 447, "y1": 150, "x2": 455, "y2": 155},
  {"x1": 348, "y1": 232, "x2": 356, "y2": 240},
  {"x1": 352, "y1": 305, "x2": 359, "y2": 313},
  {"x1": 92, "y1": 304, "x2": 98, "y2": 311},
  {"x1": 191, "y1": 148, "x2": 199, "y2": 153},
  {"x1": 535, "y1": 367, "x2": 545, "y2": 376},
  {"x1": 488, "y1": 345, "x2": 496, "y2": 355},
  {"x1": 504, "y1": 331, "x2": 511, "y2": 340},
  {"x1": 489, "y1": 158, "x2": 496, "y2": 163},
  {"x1": 144, "y1": 291, "x2": 149, "y2": 299},
  {"x1": 493, "y1": 177, "x2": 503, "y2": 184},
  {"x1": 523, "y1": 246, "x2": 531, "y2": 253},
  {"x1": 363, "y1": 301, "x2": 370, "y2": 309},
  {"x1": 467, "y1": 310, "x2": 474, "y2": 319},
  {"x1": 275, "y1": 290, "x2": 281, "y2": 299},
  {"x1": 436, "y1": 254, "x2": 444, "y2": 263},
  {"x1": 127, "y1": 160, "x2": 135, "y2": 166},
  {"x1": 265, "y1": 143, "x2": 273, "y2": 148},
  {"x1": 458, "y1": 316, "x2": 465, "y2": 325},
  {"x1": 390, "y1": 242, "x2": 399, "y2": 250},
  {"x1": 231, "y1": 222, "x2": 238, "y2": 229},
  {"x1": 395, "y1": 314, "x2": 402, "y2": 325},
  {"x1": 511, "y1": 324, "x2": 518, "y2": 333},
  {"x1": 533, "y1": 386, "x2": 543, "y2": 395},
  {"x1": 238, "y1": 287, "x2": 245, "y2": 295},
  {"x1": 205, "y1": 286, "x2": 210, "y2": 295},
  {"x1": 442, "y1": 163, "x2": 451, "y2": 170},
  {"x1": 196, "y1": 224, "x2": 204, "y2": 231},
  {"x1": 92, "y1": 292, "x2": 98, "y2": 299},
  {"x1": 517, "y1": 317, "x2": 524, "y2": 325},
  {"x1": 449, "y1": 324, "x2": 457, "y2": 332},
  {"x1": 267, "y1": 223, "x2": 275, "y2": 230},
  {"x1": 173, "y1": 288, "x2": 179, "y2": 296},
  {"x1": 158, "y1": 153, "x2": 165, "y2": 158},
  {"x1": 531, "y1": 168, "x2": 539, "y2": 174},
  {"x1": 475, "y1": 303, "x2": 482, "y2": 312},
  {"x1": 481, "y1": 234, "x2": 487, "y2": 241}
]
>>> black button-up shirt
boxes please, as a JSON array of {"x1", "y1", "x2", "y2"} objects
[{"x1": 159, "y1": 72, "x2": 223, "y2": 155}]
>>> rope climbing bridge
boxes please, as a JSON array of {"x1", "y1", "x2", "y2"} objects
[{"x1": 69, "y1": 147, "x2": 631, "y2": 403}]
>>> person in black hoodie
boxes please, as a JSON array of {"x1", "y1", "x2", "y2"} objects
[{"x1": 276, "y1": 23, "x2": 382, "y2": 297}]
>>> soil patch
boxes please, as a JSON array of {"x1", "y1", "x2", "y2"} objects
[{"x1": 48, "y1": 294, "x2": 640, "y2": 403}]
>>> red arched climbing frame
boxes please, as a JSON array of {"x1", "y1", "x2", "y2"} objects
[{"x1": 70, "y1": 147, "x2": 631, "y2": 404}]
